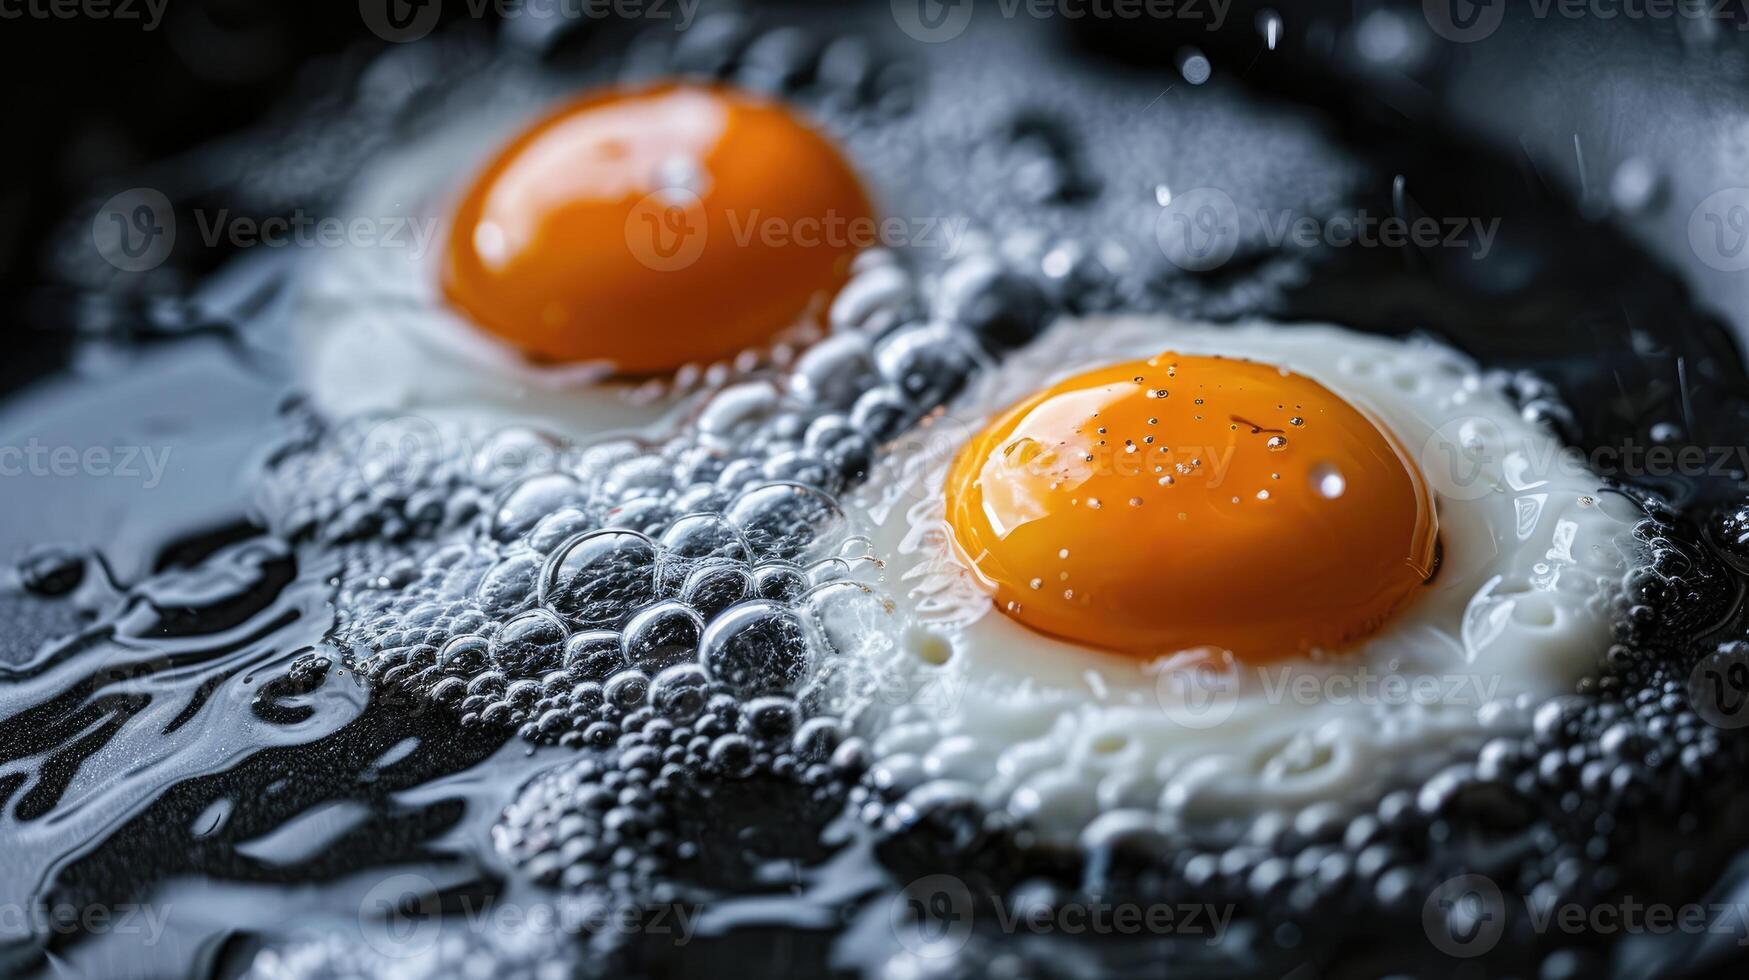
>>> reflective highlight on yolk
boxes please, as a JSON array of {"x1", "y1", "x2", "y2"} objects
[
  {"x1": 945, "y1": 354, "x2": 1439, "y2": 662},
  {"x1": 443, "y1": 83, "x2": 873, "y2": 373}
]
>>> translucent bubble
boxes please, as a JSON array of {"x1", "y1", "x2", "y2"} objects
[
  {"x1": 600, "y1": 454, "x2": 675, "y2": 501},
  {"x1": 602, "y1": 496, "x2": 675, "y2": 537},
  {"x1": 604, "y1": 668, "x2": 650, "y2": 709},
  {"x1": 724, "y1": 482, "x2": 849, "y2": 562},
  {"x1": 657, "y1": 513, "x2": 751, "y2": 588},
  {"x1": 620, "y1": 600, "x2": 705, "y2": 671},
  {"x1": 436, "y1": 634, "x2": 489, "y2": 675},
  {"x1": 472, "y1": 426, "x2": 563, "y2": 489},
  {"x1": 804, "y1": 580, "x2": 900, "y2": 663},
  {"x1": 700, "y1": 600, "x2": 815, "y2": 695},
  {"x1": 650, "y1": 663, "x2": 710, "y2": 720},
  {"x1": 679, "y1": 559, "x2": 754, "y2": 618},
  {"x1": 754, "y1": 562, "x2": 810, "y2": 601},
  {"x1": 491, "y1": 609, "x2": 570, "y2": 677},
  {"x1": 540, "y1": 530, "x2": 660, "y2": 627},
  {"x1": 475, "y1": 551, "x2": 542, "y2": 615},
  {"x1": 490, "y1": 473, "x2": 584, "y2": 541},
  {"x1": 525, "y1": 507, "x2": 592, "y2": 552},
  {"x1": 562, "y1": 630, "x2": 624, "y2": 679}
]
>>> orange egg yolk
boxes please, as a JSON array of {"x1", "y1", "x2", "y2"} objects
[
  {"x1": 944, "y1": 353, "x2": 1439, "y2": 663},
  {"x1": 442, "y1": 82, "x2": 873, "y2": 374}
]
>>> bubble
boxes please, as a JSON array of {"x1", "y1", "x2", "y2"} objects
[
  {"x1": 490, "y1": 473, "x2": 584, "y2": 541},
  {"x1": 724, "y1": 482, "x2": 849, "y2": 562},
  {"x1": 475, "y1": 551, "x2": 542, "y2": 615},
  {"x1": 471, "y1": 426, "x2": 562, "y2": 489},
  {"x1": 700, "y1": 600, "x2": 815, "y2": 695},
  {"x1": 604, "y1": 668, "x2": 650, "y2": 709},
  {"x1": 754, "y1": 562, "x2": 810, "y2": 601},
  {"x1": 620, "y1": 600, "x2": 705, "y2": 671},
  {"x1": 540, "y1": 530, "x2": 660, "y2": 627},
  {"x1": 679, "y1": 559, "x2": 754, "y2": 618},
  {"x1": 650, "y1": 663, "x2": 711, "y2": 720},
  {"x1": 490, "y1": 609, "x2": 569, "y2": 677},
  {"x1": 657, "y1": 513, "x2": 751, "y2": 586},
  {"x1": 562, "y1": 630, "x2": 624, "y2": 680}
]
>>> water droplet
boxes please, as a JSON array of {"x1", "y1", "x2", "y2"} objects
[{"x1": 1258, "y1": 9, "x2": 1281, "y2": 50}]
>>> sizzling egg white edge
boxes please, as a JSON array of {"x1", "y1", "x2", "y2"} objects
[
  {"x1": 844, "y1": 315, "x2": 1647, "y2": 845},
  {"x1": 290, "y1": 94, "x2": 823, "y2": 444}
]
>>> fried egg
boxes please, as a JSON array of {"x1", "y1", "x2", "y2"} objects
[
  {"x1": 849, "y1": 315, "x2": 1646, "y2": 846},
  {"x1": 294, "y1": 81, "x2": 871, "y2": 438}
]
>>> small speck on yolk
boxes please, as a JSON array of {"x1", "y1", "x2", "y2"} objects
[
  {"x1": 442, "y1": 82, "x2": 873, "y2": 374},
  {"x1": 944, "y1": 353, "x2": 1439, "y2": 662}
]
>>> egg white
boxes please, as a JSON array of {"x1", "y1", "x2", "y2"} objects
[
  {"x1": 845, "y1": 315, "x2": 1646, "y2": 847},
  {"x1": 290, "y1": 96, "x2": 821, "y2": 443}
]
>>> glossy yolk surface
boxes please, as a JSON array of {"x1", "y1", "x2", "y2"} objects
[
  {"x1": 443, "y1": 83, "x2": 872, "y2": 374},
  {"x1": 944, "y1": 353, "x2": 1439, "y2": 662}
]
